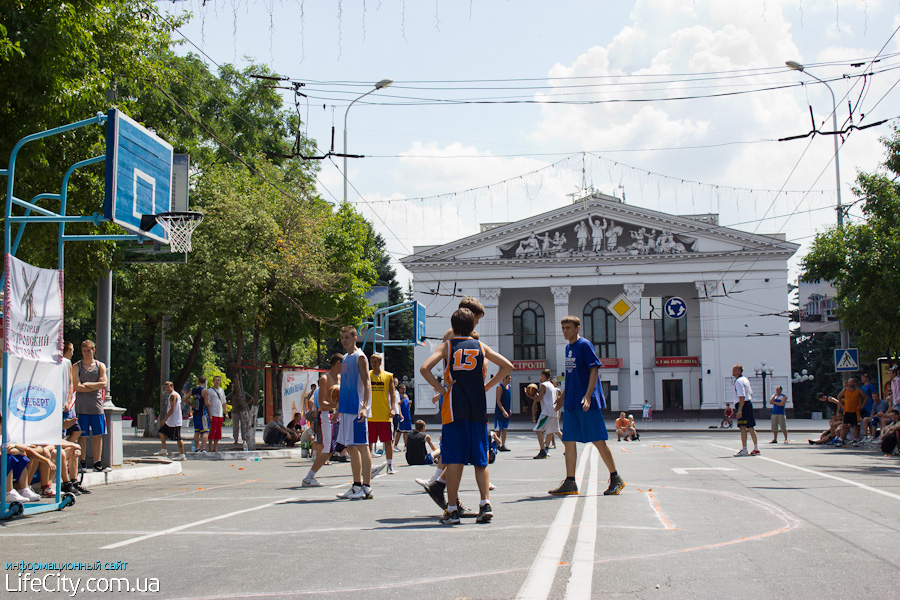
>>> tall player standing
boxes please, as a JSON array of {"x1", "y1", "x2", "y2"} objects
[{"x1": 335, "y1": 327, "x2": 374, "y2": 500}]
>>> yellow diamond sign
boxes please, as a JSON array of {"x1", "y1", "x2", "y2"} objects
[{"x1": 609, "y1": 292, "x2": 636, "y2": 322}]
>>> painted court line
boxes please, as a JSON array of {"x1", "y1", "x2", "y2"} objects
[
  {"x1": 564, "y1": 447, "x2": 599, "y2": 600},
  {"x1": 709, "y1": 443, "x2": 900, "y2": 502},
  {"x1": 100, "y1": 496, "x2": 299, "y2": 549},
  {"x1": 645, "y1": 490, "x2": 676, "y2": 530},
  {"x1": 515, "y1": 447, "x2": 591, "y2": 600}
]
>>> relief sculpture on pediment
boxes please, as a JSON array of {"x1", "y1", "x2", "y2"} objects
[{"x1": 497, "y1": 214, "x2": 697, "y2": 259}]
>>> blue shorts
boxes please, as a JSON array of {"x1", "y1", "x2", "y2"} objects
[
  {"x1": 192, "y1": 414, "x2": 209, "y2": 433},
  {"x1": 336, "y1": 413, "x2": 368, "y2": 447},
  {"x1": 398, "y1": 417, "x2": 413, "y2": 432},
  {"x1": 64, "y1": 409, "x2": 81, "y2": 437},
  {"x1": 77, "y1": 413, "x2": 107, "y2": 436},
  {"x1": 440, "y1": 420, "x2": 489, "y2": 467},
  {"x1": 493, "y1": 415, "x2": 510, "y2": 431},
  {"x1": 561, "y1": 408, "x2": 609, "y2": 443},
  {"x1": 7, "y1": 455, "x2": 30, "y2": 481}
]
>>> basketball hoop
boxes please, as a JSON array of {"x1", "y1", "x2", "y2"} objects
[{"x1": 155, "y1": 211, "x2": 203, "y2": 253}]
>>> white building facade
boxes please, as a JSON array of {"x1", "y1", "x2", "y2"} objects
[{"x1": 401, "y1": 193, "x2": 798, "y2": 417}]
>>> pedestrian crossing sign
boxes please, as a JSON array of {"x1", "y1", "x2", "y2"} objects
[{"x1": 834, "y1": 348, "x2": 859, "y2": 372}]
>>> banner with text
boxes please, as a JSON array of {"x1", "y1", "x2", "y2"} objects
[
  {"x1": 4, "y1": 254, "x2": 64, "y2": 362},
  {"x1": 281, "y1": 370, "x2": 320, "y2": 422},
  {"x1": 5, "y1": 354, "x2": 66, "y2": 444}
]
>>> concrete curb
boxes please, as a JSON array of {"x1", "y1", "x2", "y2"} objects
[
  {"x1": 81, "y1": 462, "x2": 183, "y2": 487},
  {"x1": 183, "y1": 449, "x2": 306, "y2": 461}
]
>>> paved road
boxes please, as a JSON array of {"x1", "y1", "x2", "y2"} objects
[{"x1": 3, "y1": 431, "x2": 899, "y2": 599}]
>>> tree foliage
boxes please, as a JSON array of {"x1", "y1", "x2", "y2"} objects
[{"x1": 801, "y1": 125, "x2": 900, "y2": 357}]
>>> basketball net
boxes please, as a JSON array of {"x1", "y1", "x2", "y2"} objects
[{"x1": 156, "y1": 212, "x2": 203, "y2": 253}]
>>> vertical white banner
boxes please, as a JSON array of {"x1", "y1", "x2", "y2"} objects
[
  {"x1": 281, "y1": 370, "x2": 320, "y2": 422},
  {"x1": 4, "y1": 253, "x2": 64, "y2": 362},
  {"x1": 5, "y1": 354, "x2": 66, "y2": 444}
]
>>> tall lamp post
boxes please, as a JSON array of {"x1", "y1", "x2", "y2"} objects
[
  {"x1": 754, "y1": 361, "x2": 775, "y2": 410},
  {"x1": 786, "y1": 60, "x2": 851, "y2": 359},
  {"x1": 343, "y1": 78, "x2": 393, "y2": 202}
]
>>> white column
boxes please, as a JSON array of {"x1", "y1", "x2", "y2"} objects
[
  {"x1": 624, "y1": 283, "x2": 645, "y2": 411},
  {"x1": 695, "y1": 281, "x2": 720, "y2": 409},
  {"x1": 550, "y1": 286, "x2": 571, "y2": 377},
  {"x1": 479, "y1": 288, "x2": 502, "y2": 354}
]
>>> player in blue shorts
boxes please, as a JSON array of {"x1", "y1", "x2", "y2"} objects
[
  {"x1": 420, "y1": 308, "x2": 514, "y2": 525},
  {"x1": 493, "y1": 374, "x2": 512, "y2": 451},
  {"x1": 549, "y1": 315, "x2": 625, "y2": 496}
]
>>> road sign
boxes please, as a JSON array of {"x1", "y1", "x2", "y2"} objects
[
  {"x1": 665, "y1": 297, "x2": 687, "y2": 319},
  {"x1": 104, "y1": 108, "x2": 173, "y2": 244},
  {"x1": 608, "y1": 293, "x2": 636, "y2": 322},
  {"x1": 640, "y1": 297, "x2": 663, "y2": 320},
  {"x1": 834, "y1": 348, "x2": 859, "y2": 372}
]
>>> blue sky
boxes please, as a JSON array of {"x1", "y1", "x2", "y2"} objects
[{"x1": 161, "y1": 0, "x2": 900, "y2": 284}]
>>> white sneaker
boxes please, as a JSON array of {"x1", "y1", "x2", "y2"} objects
[
  {"x1": 337, "y1": 485, "x2": 362, "y2": 500},
  {"x1": 153, "y1": 449, "x2": 168, "y2": 456},
  {"x1": 387, "y1": 465, "x2": 397, "y2": 475},
  {"x1": 734, "y1": 448, "x2": 749, "y2": 457},
  {"x1": 348, "y1": 485, "x2": 368, "y2": 500},
  {"x1": 489, "y1": 482, "x2": 496, "y2": 491},
  {"x1": 6, "y1": 489, "x2": 27, "y2": 503},
  {"x1": 18, "y1": 487, "x2": 40, "y2": 502},
  {"x1": 393, "y1": 446, "x2": 400, "y2": 452},
  {"x1": 371, "y1": 463, "x2": 387, "y2": 478},
  {"x1": 172, "y1": 454, "x2": 186, "y2": 461},
  {"x1": 302, "y1": 476, "x2": 323, "y2": 488},
  {"x1": 415, "y1": 477, "x2": 432, "y2": 491},
  {"x1": 364, "y1": 485, "x2": 374, "y2": 499}
]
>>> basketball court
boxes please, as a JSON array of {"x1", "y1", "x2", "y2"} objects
[{"x1": 2, "y1": 433, "x2": 898, "y2": 599}]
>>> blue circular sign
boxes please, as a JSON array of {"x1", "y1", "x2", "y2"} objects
[
  {"x1": 8, "y1": 383, "x2": 57, "y2": 422},
  {"x1": 665, "y1": 297, "x2": 687, "y2": 319}
]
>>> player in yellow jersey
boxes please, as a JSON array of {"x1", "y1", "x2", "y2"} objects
[{"x1": 369, "y1": 353, "x2": 397, "y2": 474}]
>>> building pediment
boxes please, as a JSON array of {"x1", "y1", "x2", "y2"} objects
[{"x1": 401, "y1": 192, "x2": 798, "y2": 268}]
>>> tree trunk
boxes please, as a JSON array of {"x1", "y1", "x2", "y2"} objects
[
  {"x1": 141, "y1": 315, "x2": 159, "y2": 411},
  {"x1": 172, "y1": 329, "x2": 204, "y2": 392}
]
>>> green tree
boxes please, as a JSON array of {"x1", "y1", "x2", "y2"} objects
[{"x1": 801, "y1": 125, "x2": 900, "y2": 357}]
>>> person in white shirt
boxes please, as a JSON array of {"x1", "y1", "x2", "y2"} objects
[
  {"x1": 156, "y1": 381, "x2": 186, "y2": 460},
  {"x1": 204, "y1": 376, "x2": 227, "y2": 453},
  {"x1": 732, "y1": 364, "x2": 760, "y2": 456},
  {"x1": 528, "y1": 369, "x2": 561, "y2": 459}
]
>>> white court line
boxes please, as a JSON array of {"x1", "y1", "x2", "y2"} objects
[
  {"x1": 515, "y1": 447, "x2": 591, "y2": 600},
  {"x1": 709, "y1": 443, "x2": 900, "y2": 502},
  {"x1": 564, "y1": 447, "x2": 599, "y2": 600},
  {"x1": 100, "y1": 496, "x2": 298, "y2": 549}
]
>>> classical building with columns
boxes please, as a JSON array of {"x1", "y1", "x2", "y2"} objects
[{"x1": 401, "y1": 193, "x2": 798, "y2": 417}]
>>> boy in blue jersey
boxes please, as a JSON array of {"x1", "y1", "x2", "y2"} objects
[
  {"x1": 335, "y1": 326, "x2": 374, "y2": 500},
  {"x1": 420, "y1": 308, "x2": 514, "y2": 524},
  {"x1": 549, "y1": 315, "x2": 625, "y2": 496}
]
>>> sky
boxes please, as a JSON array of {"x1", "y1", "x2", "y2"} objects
[{"x1": 159, "y1": 0, "x2": 900, "y2": 287}]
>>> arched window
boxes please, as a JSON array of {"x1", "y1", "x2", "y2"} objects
[
  {"x1": 583, "y1": 299, "x2": 617, "y2": 358},
  {"x1": 654, "y1": 297, "x2": 688, "y2": 356},
  {"x1": 513, "y1": 301, "x2": 545, "y2": 360}
]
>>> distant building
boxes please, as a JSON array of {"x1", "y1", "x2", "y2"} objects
[{"x1": 401, "y1": 193, "x2": 798, "y2": 415}]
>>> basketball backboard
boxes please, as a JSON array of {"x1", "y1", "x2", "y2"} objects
[{"x1": 103, "y1": 108, "x2": 173, "y2": 244}]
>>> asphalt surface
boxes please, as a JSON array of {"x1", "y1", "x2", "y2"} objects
[{"x1": 2, "y1": 429, "x2": 898, "y2": 599}]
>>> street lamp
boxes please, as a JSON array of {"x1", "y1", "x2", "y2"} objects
[
  {"x1": 792, "y1": 369, "x2": 815, "y2": 384},
  {"x1": 343, "y1": 78, "x2": 393, "y2": 202},
  {"x1": 786, "y1": 60, "x2": 851, "y2": 366},
  {"x1": 754, "y1": 360, "x2": 775, "y2": 410}
]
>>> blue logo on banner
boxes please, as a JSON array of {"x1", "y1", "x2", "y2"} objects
[
  {"x1": 8, "y1": 384, "x2": 56, "y2": 421},
  {"x1": 665, "y1": 297, "x2": 687, "y2": 319}
]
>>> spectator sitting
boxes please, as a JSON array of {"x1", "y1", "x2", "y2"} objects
[
  {"x1": 863, "y1": 392, "x2": 888, "y2": 440},
  {"x1": 877, "y1": 410, "x2": 900, "y2": 455},
  {"x1": 286, "y1": 412, "x2": 305, "y2": 435},
  {"x1": 627, "y1": 414, "x2": 640, "y2": 441},
  {"x1": 406, "y1": 420, "x2": 441, "y2": 466},
  {"x1": 263, "y1": 412, "x2": 300, "y2": 447},
  {"x1": 721, "y1": 403, "x2": 733, "y2": 428},
  {"x1": 5, "y1": 443, "x2": 46, "y2": 503},
  {"x1": 615, "y1": 412, "x2": 630, "y2": 441},
  {"x1": 808, "y1": 411, "x2": 843, "y2": 445}
]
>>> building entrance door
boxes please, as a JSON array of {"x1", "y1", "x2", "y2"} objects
[
  {"x1": 518, "y1": 382, "x2": 538, "y2": 416},
  {"x1": 662, "y1": 379, "x2": 683, "y2": 411}
]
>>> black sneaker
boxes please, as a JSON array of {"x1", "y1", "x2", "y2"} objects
[
  {"x1": 457, "y1": 500, "x2": 477, "y2": 518},
  {"x1": 61, "y1": 481, "x2": 81, "y2": 496},
  {"x1": 93, "y1": 462, "x2": 111, "y2": 473},
  {"x1": 475, "y1": 502, "x2": 494, "y2": 524},
  {"x1": 439, "y1": 508, "x2": 460, "y2": 525},
  {"x1": 533, "y1": 450, "x2": 548, "y2": 459},
  {"x1": 549, "y1": 479, "x2": 579, "y2": 495},
  {"x1": 498, "y1": 445, "x2": 511, "y2": 452},
  {"x1": 71, "y1": 481, "x2": 91, "y2": 495},
  {"x1": 604, "y1": 474, "x2": 625, "y2": 496},
  {"x1": 426, "y1": 480, "x2": 447, "y2": 510}
]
